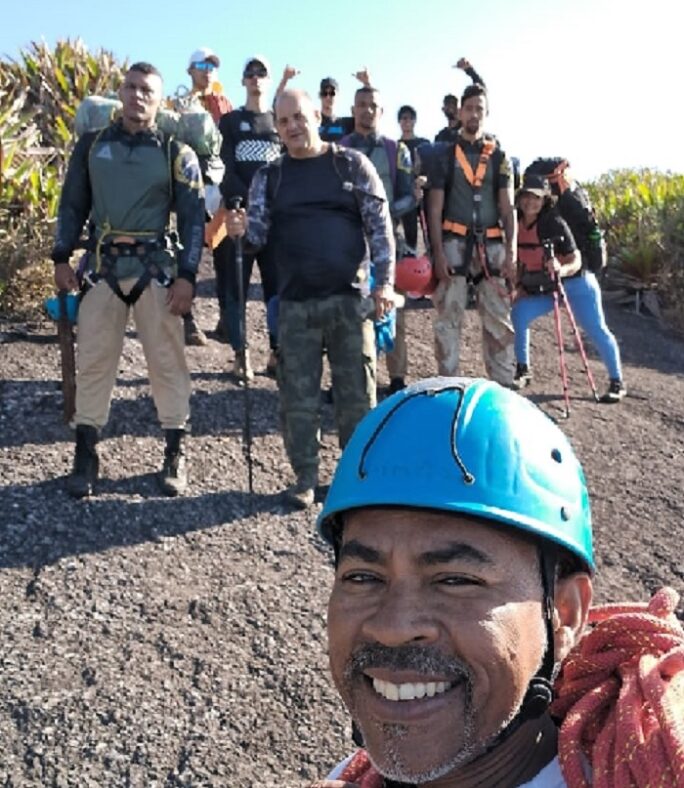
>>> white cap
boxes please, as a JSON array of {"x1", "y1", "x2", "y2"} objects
[
  {"x1": 243, "y1": 54, "x2": 271, "y2": 76},
  {"x1": 188, "y1": 48, "x2": 220, "y2": 69}
]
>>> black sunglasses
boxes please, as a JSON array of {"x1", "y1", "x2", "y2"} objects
[
  {"x1": 320, "y1": 89, "x2": 336, "y2": 97},
  {"x1": 243, "y1": 65, "x2": 268, "y2": 78}
]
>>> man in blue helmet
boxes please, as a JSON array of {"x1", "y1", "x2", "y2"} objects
[{"x1": 314, "y1": 377, "x2": 593, "y2": 787}]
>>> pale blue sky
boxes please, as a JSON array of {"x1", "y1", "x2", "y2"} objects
[{"x1": 3, "y1": 0, "x2": 682, "y2": 179}]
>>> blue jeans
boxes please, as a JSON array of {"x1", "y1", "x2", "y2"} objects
[{"x1": 511, "y1": 272, "x2": 622, "y2": 379}]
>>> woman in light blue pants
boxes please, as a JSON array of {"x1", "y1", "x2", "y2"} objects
[
  {"x1": 512, "y1": 271, "x2": 622, "y2": 380},
  {"x1": 512, "y1": 173, "x2": 625, "y2": 402}
]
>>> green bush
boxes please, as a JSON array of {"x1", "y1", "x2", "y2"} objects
[
  {"x1": 0, "y1": 39, "x2": 126, "y2": 316},
  {"x1": 586, "y1": 169, "x2": 684, "y2": 283}
]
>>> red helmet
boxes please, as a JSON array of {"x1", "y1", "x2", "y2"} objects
[{"x1": 395, "y1": 254, "x2": 436, "y2": 298}]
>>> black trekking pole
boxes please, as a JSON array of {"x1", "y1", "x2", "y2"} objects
[{"x1": 230, "y1": 197, "x2": 254, "y2": 501}]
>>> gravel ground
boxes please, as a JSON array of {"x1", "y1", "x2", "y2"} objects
[{"x1": 1, "y1": 256, "x2": 683, "y2": 786}]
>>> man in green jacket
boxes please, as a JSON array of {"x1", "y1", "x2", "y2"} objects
[{"x1": 52, "y1": 62, "x2": 205, "y2": 499}]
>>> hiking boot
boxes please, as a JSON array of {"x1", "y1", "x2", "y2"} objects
[
  {"x1": 387, "y1": 377, "x2": 406, "y2": 396},
  {"x1": 233, "y1": 350, "x2": 255, "y2": 382},
  {"x1": 284, "y1": 477, "x2": 317, "y2": 510},
  {"x1": 512, "y1": 363, "x2": 532, "y2": 390},
  {"x1": 265, "y1": 350, "x2": 278, "y2": 377},
  {"x1": 183, "y1": 314, "x2": 207, "y2": 346},
  {"x1": 66, "y1": 425, "x2": 99, "y2": 499},
  {"x1": 158, "y1": 429, "x2": 187, "y2": 496},
  {"x1": 600, "y1": 378, "x2": 626, "y2": 404}
]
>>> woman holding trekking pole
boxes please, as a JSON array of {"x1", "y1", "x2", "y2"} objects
[{"x1": 511, "y1": 173, "x2": 626, "y2": 403}]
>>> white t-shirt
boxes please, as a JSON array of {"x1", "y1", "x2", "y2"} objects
[{"x1": 327, "y1": 754, "x2": 568, "y2": 786}]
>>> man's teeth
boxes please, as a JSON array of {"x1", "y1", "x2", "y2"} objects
[{"x1": 372, "y1": 677, "x2": 453, "y2": 701}]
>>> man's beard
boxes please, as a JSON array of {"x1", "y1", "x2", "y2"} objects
[
  {"x1": 342, "y1": 643, "x2": 478, "y2": 784},
  {"x1": 341, "y1": 642, "x2": 537, "y2": 784}
]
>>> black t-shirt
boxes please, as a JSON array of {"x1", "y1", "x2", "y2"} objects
[
  {"x1": 269, "y1": 149, "x2": 366, "y2": 301},
  {"x1": 434, "y1": 125, "x2": 460, "y2": 144},
  {"x1": 219, "y1": 107, "x2": 282, "y2": 202},
  {"x1": 319, "y1": 115, "x2": 354, "y2": 142}
]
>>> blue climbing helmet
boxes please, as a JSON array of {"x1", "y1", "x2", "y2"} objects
[{"x1": 318, "y1": 376, "x2": 593, "y2": 571}]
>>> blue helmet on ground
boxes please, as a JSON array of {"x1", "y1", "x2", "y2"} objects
[{"x1": 318, "y1": 376, "x2": 593, "y2": 571}]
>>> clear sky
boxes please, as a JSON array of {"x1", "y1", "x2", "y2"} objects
[{"x1": 3, "y1": 0, "x2": 682, "y2": 180}]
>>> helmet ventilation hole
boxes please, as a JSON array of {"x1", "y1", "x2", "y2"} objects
[
  {"x1": 560, "y1": 506, "x2": 570, "y2": 521},
  {"x1": 551, "y1": 448, "x2": 562, "y2": 463}
]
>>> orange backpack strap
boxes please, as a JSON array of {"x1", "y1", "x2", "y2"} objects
[{"x1": 454, "y1": 136, "x2": 497, "y2": 189}]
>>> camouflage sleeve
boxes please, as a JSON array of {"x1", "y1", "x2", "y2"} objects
[
  {"x1": 51, "y1": 133, "x2": 94, "y2": 264},
  {"x1": 351, "y1": 151, "x2": 396, "y2": 287},
  {"x1": 244, "y1": 165, "x2": 271, "y2": 249},
  {"x1": 391, "y1": 141, "x2": 417, "y2": 219},
  {"x1": 172, "y1": 141, "x2": 205, "y2": 283}
]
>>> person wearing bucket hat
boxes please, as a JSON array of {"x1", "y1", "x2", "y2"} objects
[
  {"x1": 315, "y1": 377, "x2": 594, "y2": 786},
  {"x1": 511, "y1": 172, "x2": 626, "y2": 402}
]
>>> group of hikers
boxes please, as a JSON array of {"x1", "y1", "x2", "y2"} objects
[
  {"x1": 48, "y1": 48, "x2": 682, "y2": 788},
  {"x1": 52, "y1": 48, "x2": 625, "y2": 507}
]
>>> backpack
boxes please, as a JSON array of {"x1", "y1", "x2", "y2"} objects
[
  {"x1": 525, "y1": 158, "x2": 607, "y2": 273},
  {"x1": 74, "y1": 95, "x2": 221, "y2": 159},
  {"x1": 339, "y1": 134, "x2": 398, "y2": 193}
]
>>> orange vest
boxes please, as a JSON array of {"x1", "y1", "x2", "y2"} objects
[{"x1": 517, "y1": 221, "x2": 544, "y2": 272}]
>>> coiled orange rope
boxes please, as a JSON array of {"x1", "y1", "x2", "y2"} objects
[{"x1": 551, "y1": 586, "x2": 684, "y2": 787}]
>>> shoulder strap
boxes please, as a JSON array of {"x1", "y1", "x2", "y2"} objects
[
  {"x1": 454, "y1": 135, "x2": 497, "y2": 190},
  {"x1": 383, "y1": 137, "x2": 398, "y2": 190},
  {"x1": 264, "y1": 154, "x2": 286, "y2": 203}
]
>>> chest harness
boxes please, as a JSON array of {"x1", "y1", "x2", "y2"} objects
[
  {"x1": 443, "y1": 138, "x2": 510, "y2": 296},
  {"x1": 82, "y1": 129, "x2": 177, "y2": 306}
]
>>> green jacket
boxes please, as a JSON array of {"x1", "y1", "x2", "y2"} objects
[{"x1": 51, "y1": 120, "x2": 205, "y2": 283}]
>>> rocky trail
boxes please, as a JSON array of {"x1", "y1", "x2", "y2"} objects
[{"x1": 1, "y1": 256, "x2": 683, "y2": 786}]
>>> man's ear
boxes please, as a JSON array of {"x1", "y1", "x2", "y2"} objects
[{"x1": 553, "y1": 573, "x2": 592, "y2": 662}]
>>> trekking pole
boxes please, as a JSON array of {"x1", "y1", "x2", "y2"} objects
[
  {"x1": 556, "y1": 277, "x2": 600, "y2": 402},
  {"x1": 551, "y1": 287, "x2": 572, "y2": 418},
  {"x1": 229, "y1": 197, "x2": 254, "y2": 500},
  {"x1": 542, "y1": 238, "x2": 599, "y2": 415}
]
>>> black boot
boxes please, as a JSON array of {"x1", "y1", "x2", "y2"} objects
[
  {"x1": 66, "y1": 425, "x2": 99, "y2": 499},
  {"x1": 158, "y1": 429, "x2": 187, "y2": 496}
]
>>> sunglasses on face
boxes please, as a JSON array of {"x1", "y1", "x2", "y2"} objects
[
  {"x1": 320, "y1": 89, "x2": 336, "y2": 97},
  {"x1": 244, "y1": 66, "x2": 268, "y2": 78},
  {"x1": 192, "y1": 62, "x2": 216, "y2": 71}
]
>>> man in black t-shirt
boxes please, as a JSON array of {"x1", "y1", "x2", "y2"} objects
[
  {"x1": 318, "y1": 77, "x2": 354, "y2": 142},
  {"x1": 218, "y1": 55, "x2": 282, "y2": 378},
  {"x1": 397, "y1": 104, "x2": 429, "y2": 251},
  {"x1": 223, "y1": 89, "x2": 396, "y2": 509}
]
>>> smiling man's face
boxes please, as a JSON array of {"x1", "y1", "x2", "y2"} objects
[{"x1": 327, "y1": 507, "x2": 547, "y2": 784}]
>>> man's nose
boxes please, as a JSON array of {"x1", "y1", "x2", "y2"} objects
[{"x1": 360, "y1": 584, "x2": 440, "y2": 647}]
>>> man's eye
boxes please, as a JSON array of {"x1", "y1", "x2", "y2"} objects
[
  {"x1": 436, "y1": 575, "x2": 483, "y2": 587},
  {"x1": 340, "y1": 570, "x2": 382, "y2": 585}
]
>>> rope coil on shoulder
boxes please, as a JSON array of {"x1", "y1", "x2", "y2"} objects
[{"x1": 552, "y1": 586, "x2": 684, "y2": 788}]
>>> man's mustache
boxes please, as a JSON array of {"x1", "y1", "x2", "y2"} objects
[{"x1": 345, "y1": 643, "x2": 472, "y2": 684}]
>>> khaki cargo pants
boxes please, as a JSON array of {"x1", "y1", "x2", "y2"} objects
[
  {"x1": 277, "y1": 293, "x2": 376, "y2": 486},
  {"x1": 432, "y1": 237, "x2": 514, "y2": 386},
  {"x1": 74, "y1": 278, "x2": 191, "y2": 430}
]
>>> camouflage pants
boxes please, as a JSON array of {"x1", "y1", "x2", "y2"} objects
[
  {"x1": 432, "y1": 237, "x2": 514, "y2": 385},
  {"x1": 277, "y1": 294, "x2": 376, "y2": 485}
]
